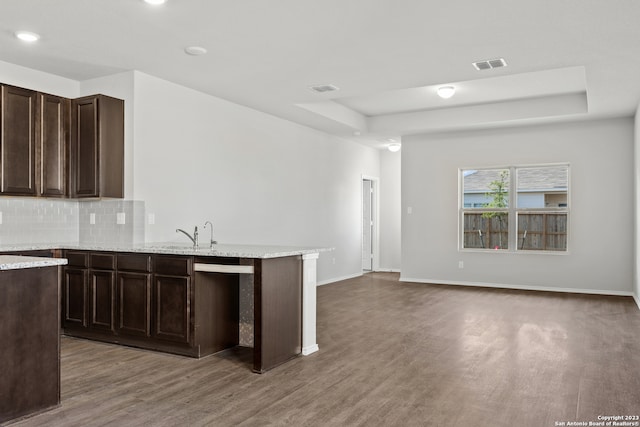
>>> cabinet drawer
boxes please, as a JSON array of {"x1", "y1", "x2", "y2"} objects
[
  {"x1": 90, "y1": 252, "x2": 115, "y2": 270},
  {"x1": 117, "y1": 254, "x2": 152, "y2": 272},
  {"x1": 65, "y1": 251, "x2": 89, "y2": 267},
  {"x1": 155, "y1": 255, "x2": 192, "y2": 276}
]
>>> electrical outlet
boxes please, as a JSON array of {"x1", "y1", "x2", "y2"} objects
[
  {"x1": 148, "y1": 213, "x2": 155, "y2": 225},
  {"x1": 458, "y1": 261, "x2": 464, "y2": 269},
  {"x1": 116, "y1": 212, "x2": 126, "y2": 225},
  {"x1": 89, "y1": 213, "x2": 96, "y2": 225}
]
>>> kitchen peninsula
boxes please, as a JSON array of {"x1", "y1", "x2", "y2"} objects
[
  {"x1": 0, "y1": 255, "x2": 68, "y2": 424},
  {"x1": 1, "y1": 243, "x2": 324, "y2": 374}
]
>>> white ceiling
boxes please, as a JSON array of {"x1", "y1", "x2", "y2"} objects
[{"x1": 1, "y1": 0, "x2": 640, "y2": 149}]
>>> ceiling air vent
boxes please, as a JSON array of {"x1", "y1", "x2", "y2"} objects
[
  {"x1": 309, "y1": 84, "x2": 340, "y2": 93},
  {"x1": 472, "y1": 58, "x2": 507, "y2": 71}
]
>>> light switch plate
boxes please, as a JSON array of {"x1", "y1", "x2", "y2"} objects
[
  {"x1": 116, "y1": 212, "x2": 126, "y2": 225},
  {"x1": 89, "y1": 213, "x2": 96, "y2": 225},
  {"x1": 148, "y1": 213, "x2": 155, "y2": 225}
]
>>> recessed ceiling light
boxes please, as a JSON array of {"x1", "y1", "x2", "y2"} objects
[
  {"x1": 14, "y1": 31, "x2": 40, "y2": 43},
  {"x1": 184, "y1": 46, "x2": 207, "y2": 56},
  {"x1": 437, "y1": 86, "x2": 456, "y2": 99},
  {"x1": 144, "y1": 0, "x2": 166, "y2": 5}
]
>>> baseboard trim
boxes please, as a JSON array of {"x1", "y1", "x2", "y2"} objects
[
  {"x1": 302, "y1": 344, "x2": 319, "y2": 356},
  {"x1": 399, "y1": 277, "x2": 634, "y2": 297},
  {"x1": 374, "y1": 268, "x2": 401, "y2": 273},
  {"x1": 317, "y1": 272, "x2": 363, "y2": 286}
]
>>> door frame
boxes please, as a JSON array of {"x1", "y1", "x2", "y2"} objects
[{"x1": 361, "y1": 175, "x2": 380, "y2": 272}]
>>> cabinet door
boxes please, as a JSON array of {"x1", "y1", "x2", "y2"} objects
[
  {"x1": 154, "y1": 275, "x2": 191, "y2": 344},
  {"x1": 39, "y1": 94, "x2": 68, "y2": 197},
  {"x1": 1, "y1": 85, "x2": 36, "y2": 195},
  {"x1": 63, "y1": 267, "x2": 88, "y2": 328},
  {"x1": 70, "y1": 95, "x2": 124, "y2": 199},
  {"x1": 90, "y1": 270, "x2": 116, "y2": 333},
  {"x1": 117, "y1": 272, "x2": 151, "y2": 337},
  {"x1": 70, "y1": 97, "x2": 98, "y2": 197}
]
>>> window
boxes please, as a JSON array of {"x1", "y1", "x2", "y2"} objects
[{"x1": 460, "y1": 164, "x2": 569, "y2": 252}]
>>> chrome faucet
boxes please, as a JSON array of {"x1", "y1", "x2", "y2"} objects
[
  {"x1": 176, "y1": 226, "x2": 198, "y2": 248},
  {"x1": 204, "y1": 221, "x2": 217, "y2": 248}
]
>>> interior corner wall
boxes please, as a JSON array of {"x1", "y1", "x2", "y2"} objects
[
  {"x1": 130, "y1": 72, "x2": 380, "y2": 284},
  {"x1": 80, "y1": 71, "x2": 136, "y2": 200},
  {"x1": 401, "y1": 117, "x2": 634, "y2": 294},
  {"x1": 634, "y1": 104, "x2": 640, "y2": 306},
  {"x1": 0, "y1": 59, "x2": 79, "y2": 98},
  {"x1": 379, "y1": 149, "x2": 401, "y2": 271}
]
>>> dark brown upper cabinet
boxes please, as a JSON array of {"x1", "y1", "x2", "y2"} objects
[
  {"x1": 70, "y1": 95, "x2": 124, "y2": 198},
  {"x1": 0, "y1": 84, "x2": 37, "y2": 195},
  {"x1": 38, "y1": 93, "x2": 69, "y2": 197},
  {"x1": 0, "y1": 82, "x2": 124, "y2": 199}
]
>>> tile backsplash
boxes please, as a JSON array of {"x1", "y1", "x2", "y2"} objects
[
  {"x1": 79, "y1": 200, "x2": 145, "y2": 245},
  {"x1": 0, "y1": 198, "x2": 79, "y2": 244},
  {"x1": 0, "y1": 198, "x2": 145, "y2": 245}
]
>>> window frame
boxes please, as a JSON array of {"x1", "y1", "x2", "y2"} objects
[{"x1": 459, "y1": 163, "x2": 570, "y2": 254}]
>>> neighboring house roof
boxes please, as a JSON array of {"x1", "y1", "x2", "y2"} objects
[{"x1": 463, "y1": 167, "x2": 568, "y2": 193}]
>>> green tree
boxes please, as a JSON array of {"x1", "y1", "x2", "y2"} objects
[{"x1": 482, "y1": 170, "x2": 508, "y2": 248}]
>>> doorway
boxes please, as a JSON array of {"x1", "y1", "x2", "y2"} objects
[{"x1": 362, "y1": 176, "x2": 379, "y2": 272}]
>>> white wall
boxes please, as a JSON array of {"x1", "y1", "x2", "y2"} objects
[
  {"x1": 0, "y1": 59, "x2": 79, "y2": 98},
  {"x1": 0, "y1": 62, "x2": 383, "y2": 284},
  {"x1": 379, "y1": 149, "x2": 401, "y2": 271},
  {"x1": 131, "y1": 72, "x2": 380, "y2": 283},
  {"x1": 402, "y1": 117, "x2": 634, "y2": 294}
]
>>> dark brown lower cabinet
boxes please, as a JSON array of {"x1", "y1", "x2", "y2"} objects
[
  {"x1": 154, "y1": 274, "x2": 190, "y2": 343},
  {"x1": 63, "y1": 267, "x2": 88, "y2": 328},
  {"x1": 63, "y1": 251, "x2": 199, "y2": 355},
  {"x1": 89, "y1": 270, "x2": 115, "y2": 332},
  {"x1": 117, "y1": 272, "x2": 152, "y2": 337},
  {"x1": 61, "y1": 250, "x2": 302, "y2": 372}
]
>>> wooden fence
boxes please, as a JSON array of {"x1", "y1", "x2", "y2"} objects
[{"x1": 463, "y1": 212, "x2": 567, "y2": 251}]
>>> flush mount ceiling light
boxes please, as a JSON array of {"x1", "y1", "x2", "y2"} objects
[
  {"x1": 184, "y1": 46, "x2": 207, "y2": 56},
  {"x1": 437, "y1": 86, "x2": 456, "y2": 99},
  {"x1": 143, "y1": 0, "x2": 166, "y2": 4},
  {"x1": 472, "y1": 58, "x2": 507, "y2": 71},
  {"x1": 308, "y1": 84, "x2": 340, "y2": 94},
  {"x1": 14, "y1": 31, "x2": 40, "y2": 43},
  {"x1": 387, "y1": 143, "x2": 401, "y2": 152}
]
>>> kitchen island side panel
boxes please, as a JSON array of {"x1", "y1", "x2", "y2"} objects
[
  {"x1": 254, "y1": 255, "x2": 302, "y2": 373},
  {"x1": 0, "y1": 266, "x2": 60, "y2": 423}
]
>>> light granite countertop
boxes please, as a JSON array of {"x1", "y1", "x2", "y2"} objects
[
  {"x1": 0, "y1": 242, "x2": 331, "y2": 259},
  {"x1": 0, "y1": 255, "x2": 68, "y2": 271}
]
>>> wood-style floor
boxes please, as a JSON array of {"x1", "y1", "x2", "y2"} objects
[{"x1": 7, "y1": 273, "x2": 640, "y2": 427}]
